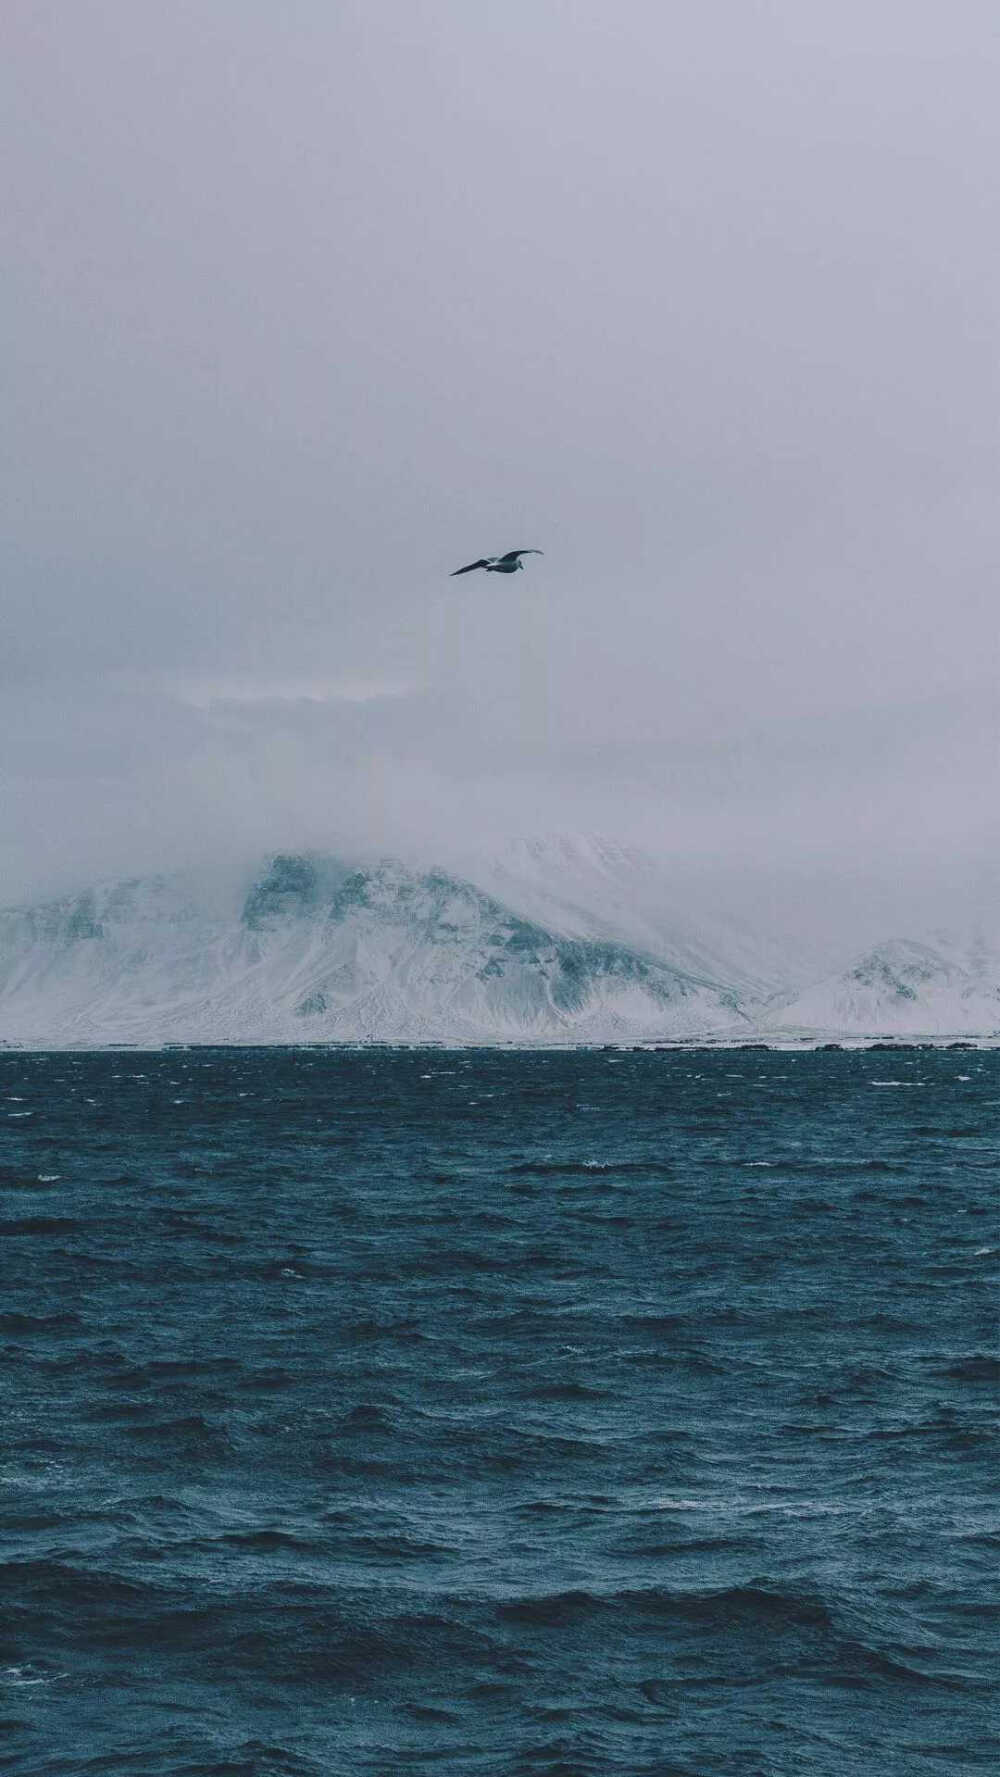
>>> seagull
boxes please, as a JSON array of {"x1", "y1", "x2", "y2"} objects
[{"x1": 450, "y1": 548, "x2": 543, "y2": 577}]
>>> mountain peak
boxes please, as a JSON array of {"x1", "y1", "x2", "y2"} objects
[{"x1": 770, "y1": 932, "x2": 1000, "y2": 1038}]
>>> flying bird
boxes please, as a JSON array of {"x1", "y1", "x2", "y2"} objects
[{"x1": 450, "y1": 549, "x2": 543, "y2": 577}]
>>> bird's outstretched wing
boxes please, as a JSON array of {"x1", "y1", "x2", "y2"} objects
[
  {"x1": 498, "y1": 549, "x2": 543, "y2": 564},
  {"x1": 451, "y1": 558, "x2": 490, "y2": 576}
]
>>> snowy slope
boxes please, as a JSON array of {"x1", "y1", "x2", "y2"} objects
[
  {"x1": 0, "y1": 854, "x2": 749, "y2": 1046},
  {"x1": 767, "y1": 934, "x2": 1000, "y2": 1038},
  {"x1": 461, "y1": 835, "x2": 807, "y2": 1001}
]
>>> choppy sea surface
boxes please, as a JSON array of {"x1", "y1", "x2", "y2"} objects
[{"x1": 2, "y1": 1046, "x2": 997, "y2": 1777}]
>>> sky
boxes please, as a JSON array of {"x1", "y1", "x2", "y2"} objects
[{"x1": 2, "y1": 1, "x2": 998, "y2": 937}]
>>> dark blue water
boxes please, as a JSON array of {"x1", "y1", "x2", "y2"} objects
[{"x1": 2, "y1": 1047, "x2": 997, "y2": 1776}]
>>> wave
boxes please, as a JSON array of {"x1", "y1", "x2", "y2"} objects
[
  {"x1": 124, "y1": 1414, "x2": 237, "y2": 1455},
  {"x1": 217, "y1": 1529, "x2": 317, "y2": 1553},
  {"x1": 12, "y1": 1556, "x2": 976, "y2": 1702},
  {"x1": 104, "y1": 1356, "x2": 245, "y2": 1389},
  {"x1": 521, "y1": 1381, "x2": 612, "y2": 1402},
  {"x1": 937, "y1": 1354, "x2": 1000, "y2": 1383},
  {"x1": 0, "y1": 1311, "x2": 84, "y2": 1335},
  {"x1": 495, "y1": 1581, "x2": 836, "y2": 1630},
  {"x1": 610, "y1": 1535, "x2": 757, "y2": 1557},
  {"x1": 506, "y1": 1159, "x2": 673, "y2": 1178},
  {"x1": 492, "y1": 1583, "x2": 987, "y2": 1692},
  {"x1": 619, "y1": 1313, "x2": 690, "y2": 1335},
  {"x1": 0, "y1": 1217, "x2": 82, "y2": 1236}
]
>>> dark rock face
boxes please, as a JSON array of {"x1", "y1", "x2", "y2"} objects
[
  {"x1": 850, "y1": 954, "x2": 919, "y2": 1000},
  {"x1": 3, "y1": 890, "x2": 106, "y2": 949},
  {"x1": 328, "y1": 870, "x2": 376, "y2": 921},
  {"x1": 243, "y1": 855, "x2": 331, "y2": 928},
  {"x1": 64, "y1": 892, "x2": 104, "y2": 943},
  {"x1": 297, "y1": 991, "x2": 328, "y2": 1016}
]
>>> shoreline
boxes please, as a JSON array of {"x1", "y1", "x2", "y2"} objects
[{"x1": 1, "y1": 1035, "x2": 996, "y2": 1054}]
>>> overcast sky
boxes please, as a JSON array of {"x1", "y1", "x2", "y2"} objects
[{"x1": 2, "y1": 1, "x2": 998, "y2": 931}]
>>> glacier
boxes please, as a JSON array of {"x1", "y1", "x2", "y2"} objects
[{"x1": 0, "y1": 846, "x2": 996, "y2": 1047}]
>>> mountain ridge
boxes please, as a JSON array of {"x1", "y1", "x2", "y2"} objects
[{"x1": 0, "y1": 848, "x2": 996, "y2": 1045}]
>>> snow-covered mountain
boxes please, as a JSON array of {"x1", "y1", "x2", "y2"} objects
[
  {"x1": 767, "y1": 934, "x2": 1000, "y2": 1039},
  {"x1": 0, "y1": 847, "x2": 996, "y2": 1045},
  {"x1": 0, "y1": 853, "x2": 748, "y2": 1046}
]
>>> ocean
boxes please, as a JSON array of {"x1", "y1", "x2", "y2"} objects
[{"x1": 2, "y1": 1046, "x2": 997, "y2": 1776}]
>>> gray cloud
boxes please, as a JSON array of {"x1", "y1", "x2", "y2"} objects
[{"x1": 2, "y1": 2, "x2": 997, "y2": 936}]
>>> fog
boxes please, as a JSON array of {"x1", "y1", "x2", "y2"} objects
[{"x1": 3, "y1": 2, "x2": 997, "y2": 943}]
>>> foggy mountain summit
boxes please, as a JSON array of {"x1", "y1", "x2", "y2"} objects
[{"x1": 450, "y1": 549, "x2": 543, "y2": 576}]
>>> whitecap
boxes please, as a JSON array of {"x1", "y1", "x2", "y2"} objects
[{"x1": 1, "y1": 1666, "x2": 64, "y2": 1688}]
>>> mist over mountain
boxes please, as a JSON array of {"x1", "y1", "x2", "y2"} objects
[{"x1": 1, "y1": 840, "x2": 996, "y2": 1047}]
